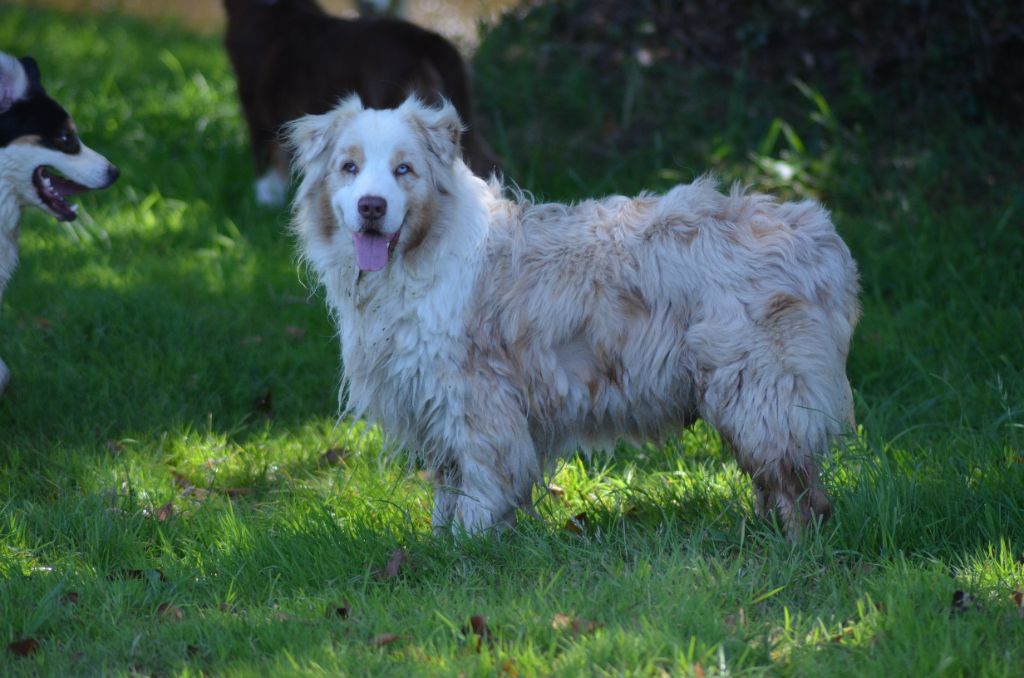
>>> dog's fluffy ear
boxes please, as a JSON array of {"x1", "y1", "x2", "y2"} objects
[
  {"x1": 0, "y1": 52, "x2": 30, "y2": 113},
  {"x1": 401, "y1": 97, "x2": 464, "y2": 167},
  {"x1": 285, "y1": 94, "x2": 363, "y2": 171}
]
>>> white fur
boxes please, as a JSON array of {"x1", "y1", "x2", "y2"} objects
[
  {"x1": 255, "y1": 165, "x2": 289, "y2": 206},
  {"x1": 290, "y1": 96, "x2": 861, "y2": 536}
]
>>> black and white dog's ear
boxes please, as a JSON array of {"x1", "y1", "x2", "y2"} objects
[
  {"x1": 0, "y1": 52, "x2": 30, "y2": 114},
  {"x1": 285, "y1": 94, "x2": 364, "y2": 171},
  {"x1": 18, "y1": 56, "x2": 41, "y2": 89},
  {"x1": 401, "y1": 96, "x2": 465, "y2": 167}
]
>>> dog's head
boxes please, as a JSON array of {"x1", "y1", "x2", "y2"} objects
[
  {"x1": 0, "y1": 52, "x2": 118, "y2": 222},
  {"x1": 288, "y1": 95, "x2": 463, "y2": 273}
]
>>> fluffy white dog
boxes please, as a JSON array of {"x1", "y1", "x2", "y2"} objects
[{"x1": 288, "y1": 95, "x2": 860, "y2": 536}]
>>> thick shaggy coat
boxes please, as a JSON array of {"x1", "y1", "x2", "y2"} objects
[{"x1": 289, "y1": 96, "x2": 860, "y2": 536}]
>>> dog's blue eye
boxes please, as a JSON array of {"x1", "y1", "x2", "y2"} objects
[
  {"x1": 395, "y1": 163, "x2": 411, "y2": 176},
  {"x1": 342, "y1": 161, "x2": 358, "y2": 174}
]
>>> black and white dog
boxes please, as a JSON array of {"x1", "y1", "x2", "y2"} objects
[{"x1": 0, "y1": 52, "x2": 119, "y2": 393}]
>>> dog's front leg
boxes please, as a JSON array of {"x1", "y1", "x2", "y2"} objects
[{"x1": 432, "y1": 417, "x2": 539, "y2": 536}]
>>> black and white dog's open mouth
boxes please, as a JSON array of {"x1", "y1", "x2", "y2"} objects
[{"x1": 32, "y1": 166, "x2": 90, "y2": 221}]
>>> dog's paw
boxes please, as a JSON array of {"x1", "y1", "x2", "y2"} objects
[{"x1": 254, "y1": 170, "x2": 288, "y2": 207}]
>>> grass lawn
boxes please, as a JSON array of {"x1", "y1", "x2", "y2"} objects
[{"x1": 1, "y1": 4, "x2": 1022, "y2": 675}]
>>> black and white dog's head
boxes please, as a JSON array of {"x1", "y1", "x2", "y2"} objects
[{"x1": 0, "y1": 52, "x2": 118, "y2": 222}]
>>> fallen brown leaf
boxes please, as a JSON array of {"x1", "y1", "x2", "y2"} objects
[
  {"x1": 461, "y1": 614, "x2": 493, "y2": 652},
  {"x1": 33, "y1": 316, "x2": 51, "y2": 330},
  {"x1": 369, "y1": 633, "x2": 402, "y2": 647},
  {"x1": 320, "y1": 447, "x2": 347, "y2": 466},
  {"x1": 500, "y1": 658, "x2": 519, "y2": 676},
  {"x1": 7, "y1": 638, "x2": 39, "y2": 657},
  {"x1": 375, "y1": 548, "x2": 408, "y2": 581},
  {"x1": 563, "y1": 512, "x2": 588, "y2": 535},
  {"x1": 547, "y1": 483, "x2": 565, "y2": 499},
  {"x1": 62, "y1": 591, "x2": 79, "y2": 605},
  {"x1": 285, "y1": 325, "x2": 307, "y2": 340},
  {"x1": 327, "y1": 601, "x2": 351, "y2": 619},
  {"x1": 157, "y1": 603, "x2": 184, "y2": 622},
  {"x1": 551, "y1": 612, "x2": 601, "y2": 636},
  {"x1": 155, "y1": 501, "x2": 175, "y2": 521},
  {"x1": 224, "y1": 487, "x2": 253, "y2": 498}
]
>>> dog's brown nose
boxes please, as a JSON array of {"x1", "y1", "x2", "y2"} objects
[{"x1": 357, "y1": 195, "x2": 387, "y2": 221}]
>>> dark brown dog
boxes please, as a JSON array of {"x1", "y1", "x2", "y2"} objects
[{"x1": 223, "y1": 0, "x2": 500, "y2": 205}]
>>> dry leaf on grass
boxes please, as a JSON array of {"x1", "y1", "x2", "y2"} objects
[
  {"x1": 368, "y1": 633, "x2": 402, "y2": 647},
  {"x1": 62, "y1": 591, "x2": 79, "y2": 605},
  {"x1": 375, "y1": 548, "x2": 408, "y2": 581},
  {"x1": 157, "y1": 603, "x2": 184, "y2": 621},
  {"x1": 7, "y1": 638, "x2": 40, "y2": 657},
  {"x1": 155, "y1": 501, "x2": 175, "y2": 521},
  {"x1": 551, "y1": 612, "x2": 601, "y2": 636},
  {"x1": 563, "y1": 512, "x2": 588, "y2": 535},
  {"x1": 461, "y1": 614, "x2": 493, "y2": 652},
  {"x1": 284, "y1": 325, "x2": 307, "y2": 340},
  {"x1": 327, "y1": 601, "x2": 351, "y2": 619},
  {"x1": 547, "y1": 483, "x2": 565, "y2": 499},
  {"x1": 320, "y1": 448, "x2": 348, "y2": 466},
  {"x1": 224, "y1": 487, "x2": 253, "y2": 498}
]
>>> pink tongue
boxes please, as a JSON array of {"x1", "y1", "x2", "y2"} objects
[{"x1": 352, "y1": 231, "x2": 392, "y2": 272}]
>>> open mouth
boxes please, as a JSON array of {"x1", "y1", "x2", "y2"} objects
[
  {"x1": 352, "y1": 228, "x2": 402, "y2": 273},
  {"x1": 32, "y1": 166, "x2": 91, "y2": 221}
]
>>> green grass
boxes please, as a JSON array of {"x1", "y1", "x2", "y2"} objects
[{"x1": 1, "y1": 4, "x2": 1023, "y2": 675}]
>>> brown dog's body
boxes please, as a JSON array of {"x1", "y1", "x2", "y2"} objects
[{"x1": 223, "y1": 0, "x2": 499, "y2": 205}]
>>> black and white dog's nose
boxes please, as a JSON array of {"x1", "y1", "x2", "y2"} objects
[
  {"x1": 105, "y1": 164, "x2": 120, "y2": 185},
  {"x1": 357, "y1": 195, "x2": 387, "y2": 221}
]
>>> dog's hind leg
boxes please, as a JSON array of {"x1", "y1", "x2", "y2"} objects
[
  {"x1": 254, "y1": 141, "x2": 290, "y2": 207},
  {"x1": 700, "y1": 355, "x2": 851, "y2": 538}
]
